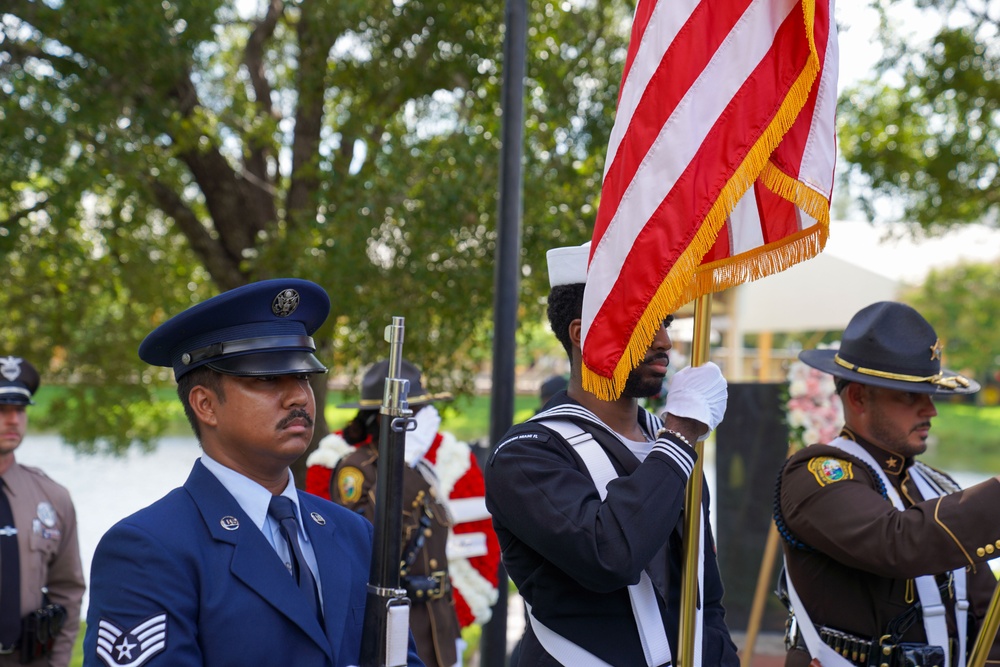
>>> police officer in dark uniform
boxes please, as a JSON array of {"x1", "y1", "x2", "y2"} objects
[
  {"x1": 485, "y1": 243, "x2": 739, "y2": 667},
  {"x1": 331, "y1": 361, "x2": 462, "y2": 667},
  {"x1": 0, "y1": 356, "x2": 84, "y2": 667},
  {"x1": 82, "y1": 279, "x2": 422, "y2": 667},
  {"x1": 775, "y1": 301, "x2": 1000, "y2": 667}
]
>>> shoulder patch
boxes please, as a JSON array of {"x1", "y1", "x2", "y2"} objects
[
  {"x1": 96, "y1": 613, "x2": 167, "y2": 667},
  {"x1": 807, "y1": 457, "x2": 853, "y2": 487},
  {"x1": 336, "y1": 466, "x2": 365, "y2": 503},
  {"x1": 488, "y1": 430, "x2": 553, "y2": 465}
]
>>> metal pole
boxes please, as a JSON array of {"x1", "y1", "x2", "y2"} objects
[
  {"x1": 480, "y1": 0, "x2": 527, "y2": 665},
  {"x1": 678, "y1": 293, "x2": 713, "y2": 667},
  {"x1": 968, "y1": 579, "x2": 1000, "y2": 667}
]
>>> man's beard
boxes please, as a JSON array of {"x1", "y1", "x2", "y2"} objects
[{"x1": 621, "y1": 366, "x2": 664, "y2": 399}]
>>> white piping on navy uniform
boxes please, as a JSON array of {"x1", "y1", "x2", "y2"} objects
[
  {"x1": 534, "y1": 404, "x2": 694, "y2": 477},
  {"x1": 650, "y1": 441, "x2": 694, "y2": 478},
  {"x1": 830, "y1": 437, "x2": 958, "y2": 667},
  {"x1": 910, "y1": 464, "x2": 968, "y2": 667},
  {"x1": 539, "y1": 419, "x2": 677, "y2": 667}
]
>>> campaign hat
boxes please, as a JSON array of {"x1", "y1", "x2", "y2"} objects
[
  {"x1": 799, "y1": 301, "x2": 979, "y2": 395},
  {"x1": 139, "y1": 278, "x2": 330, "y2": 380},
  {"x1": 546, "y1": 241, "x2": 591, "y2": 288},
  {"x1": 337, "y1": 359, "x2": 452, "y2": 410},
  {"x1": 0, "y1": 357, "x2": 40, "y2": 405}
]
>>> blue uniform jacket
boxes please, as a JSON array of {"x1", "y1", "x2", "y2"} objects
[
  {"x1": 485, "y1": 393, "x2": 739, "y2": 667},
  {"x1": 83, "y1": 460, "x2": 423, "y2": 667}
]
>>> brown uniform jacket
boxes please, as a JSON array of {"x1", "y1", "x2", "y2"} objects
[
  {"x1": 777, "y1": 434, "x2": 1000, "y2": 667},
  {"x1": 1, "y1": 462, "x2": 85, "y2": 667},
  {"x1": 332, "y1": 443, "x2": 461, "y2": 667}
]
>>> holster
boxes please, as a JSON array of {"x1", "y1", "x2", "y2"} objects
[{"x1": 19, "y1": 603, "x2": 66, "y2": 664}]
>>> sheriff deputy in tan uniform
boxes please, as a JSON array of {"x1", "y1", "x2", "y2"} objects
[
  {"x1": 332, "y1": 360, "x2": 462, "y2": 667},
  {"x1": 0, "y1": 357, "x2": 85, "y2": 667},
  {"x1": 775, "y1": 302, "x2": 1000, "y2": 667}
]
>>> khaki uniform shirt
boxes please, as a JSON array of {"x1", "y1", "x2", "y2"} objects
[
  {"x1": 333, "y1": 443, "x2": 461, "y2": 667},
  {"x1": 777, "y1": 434, "x2": 1000, "y2": 667},
  {"x1": 0, "y1": 462, "x2": 85, "y2": 667}
]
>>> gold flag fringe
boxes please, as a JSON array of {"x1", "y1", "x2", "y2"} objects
[{"x1": 582, "y1": 0, "x2": 826, "y2": 402}]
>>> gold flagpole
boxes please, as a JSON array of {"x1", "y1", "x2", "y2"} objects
[
  {"x1": 968, "y1": 578, "x2": 1000, "y2": 667},
  {"x1": 678, "y1": 293, "x2": 713, "y2": 667}
]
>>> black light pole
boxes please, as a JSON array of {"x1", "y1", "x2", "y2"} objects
[{"x1": 480, "y1": 0, "x2": 527, "y2": 665}]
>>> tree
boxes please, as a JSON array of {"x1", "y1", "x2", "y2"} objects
[
  {"x1": 0, "y1": 0, "x2": 632, "y2": 469},
  {"x1": 903, "y1": 260, "x2": 1000, "y2": 386},
  {"x1": 837, "y1": 0, "x2": 999, "y2": 227}
]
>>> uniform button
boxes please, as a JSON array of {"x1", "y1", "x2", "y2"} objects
[
  {"x1": 424, "y1": 528, "x2": 432, "y2": 538},
  {"x1": 977, "y1": 547, "x2": 986, "y2": 557},
  {"x1": 987, "y1": 544, "x2": 995, "y2": 555},
  {"x1": 429, "y1": 559, "x2": 438, "y2": 569},
  {"x1": 995, "y1": 540, "x2": 1000, "y2": 549},
  {"x1": 883, "y1": 647, "x2": 892, "y2": 657}
]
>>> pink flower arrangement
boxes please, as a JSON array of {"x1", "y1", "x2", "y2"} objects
[{"x1": 786, "y1": 351, "x2": 844, "y2": 448}]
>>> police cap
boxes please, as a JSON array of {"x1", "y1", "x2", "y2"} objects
[{"x1": 0, "y1": 357, "x2": 40, "y2": 405}]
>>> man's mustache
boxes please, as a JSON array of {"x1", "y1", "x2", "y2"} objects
[{"x1": 277, "y1": 409, "x2": 314, "y2": 430}]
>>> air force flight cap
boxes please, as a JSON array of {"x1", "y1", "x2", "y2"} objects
[
  {"x1": 139, "y1": 278, "x2": 331, "y2": 380},
  {"x1": 0, "y1": 356, "x2": 40, "y2": 405}
]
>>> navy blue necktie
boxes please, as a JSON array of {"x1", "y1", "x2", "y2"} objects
[
  {"x1": 268, "y1": 496, "x2": 321, "y2": 622},
  {"x1": 0, "y1": 479, "x2": 20, "y2": 649}
]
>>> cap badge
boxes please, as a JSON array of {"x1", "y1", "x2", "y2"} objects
[
  {"x1": 220, "y1": 516, "x2": 240, "y2": 531},
  {"x1": 310, "y1": 512, "x2": 326, "y2": 526},
  {"x1": 272, "y1": 289, "x2": 300, "y2": 317},
  {"x1": 929, "y1": 339, "x2": 943, "y2": 361},
  {"x1": 0, "y1": 357, "x2": 22, "y2": 382}
]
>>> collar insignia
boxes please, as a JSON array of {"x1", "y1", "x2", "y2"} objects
[
  {"x1": 95, "y1": 613, "x2": 167, "y2": 667},
  {"x1": 0, "y1": 526, "x2": 16, "y2": 537},
  {"x1": 885, "y1": 456, "x2": 899, "y2": 471},
  {"x1": 220, "y1": 516, "x2": 240, "y2": 531},
  {"x1": 310, "y1": 512, "x2": 326, "y2": 525},
  {"x1": 930, "y1": 339, "x2": 943, "y2": 361}
]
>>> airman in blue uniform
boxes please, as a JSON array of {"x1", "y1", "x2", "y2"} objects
[{"x1": 83, "y1": 278, "x2": 423, "y2": 667}]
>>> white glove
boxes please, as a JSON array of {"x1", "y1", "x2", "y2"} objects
[{"x1": 663, "y1": 361, "x2": 728, "y2": 441}]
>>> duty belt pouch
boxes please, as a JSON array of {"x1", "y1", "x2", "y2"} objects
[
  {"x1": 892, "y1": 643, "x2": 946, "y2": 667},
  {"x1": 19, "y1": 601, "x2": 66, "y2": 664}
]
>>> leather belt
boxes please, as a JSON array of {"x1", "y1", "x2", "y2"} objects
[{"x1": 792, "y1": 624, "x2": 943, "y2": 667}]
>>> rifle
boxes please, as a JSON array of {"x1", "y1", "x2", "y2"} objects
[{"x1": 359, "y1": 316, "x2": 415, "y2": 667}]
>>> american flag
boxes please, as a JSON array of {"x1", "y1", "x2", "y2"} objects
[{"x1": 581, "y1": 0, "x2": 839, "y2": 400}]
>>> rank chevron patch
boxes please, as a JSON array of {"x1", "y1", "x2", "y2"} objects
[{"x1": 96, "y1": 613, "x2": 167, "y2": 667}]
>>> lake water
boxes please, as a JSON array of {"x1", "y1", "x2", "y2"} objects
[{"x1": 15, "y1": 434, "x2": 995, "y2": 618}]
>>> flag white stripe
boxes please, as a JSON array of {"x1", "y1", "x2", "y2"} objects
[
  {"x1": 585, "y1": 0, "x2": 799, "y2": 348},
  {"x1": 797, "y1": 17, "x2": 839, "y2": 190},
  {"x1": 730, "y1": 185, "x2": 766, "y2": 255},
  {"x1": 604, "y1": 0, "x2": 700, "y2": 181}
]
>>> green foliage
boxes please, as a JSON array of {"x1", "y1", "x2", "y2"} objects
[
  {"x1": 837, "y1": 1, "x2": 999, "y2": 225},
  {"x1": 902, "y1": 260, "x2": 1000, "y2": 381},
  {"x1": 1, "y1": 0, "x2": 632, "y2": 451}
]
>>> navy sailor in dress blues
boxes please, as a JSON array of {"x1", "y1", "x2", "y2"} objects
[{"x1": 484, "y1": 243, "x2": 740, "y2": 667}]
